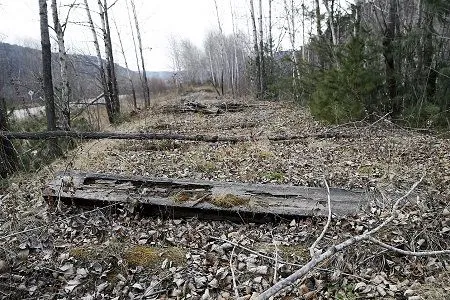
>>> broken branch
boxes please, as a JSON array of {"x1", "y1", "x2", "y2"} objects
[
  {"x1": 368, "y1": 236, "x2": 450, "y2": 256},
  {"x1": 0, "y1": 130, "x2": 353, "y2": 142},
  {"x1": 309, "y1": 178, "x2": 332, "y2": 257},
  {"x1": 257, "y1": 177, "x2": 424, "y2": 300}
]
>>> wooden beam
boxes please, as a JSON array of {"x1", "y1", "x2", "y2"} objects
[
  {"x1": 0, "y1": 130, "x2": 352, "y2": 142},
  {"x1": 43, "y1": 172, "x2": 369, "y2": 222}
]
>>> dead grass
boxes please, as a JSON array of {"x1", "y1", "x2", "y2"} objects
[
  {"x1": 209, "y1": 194, "x2": 249, "y2": 208},
  {"x1": 419, "y1": 273, "x2": 450, "y2": 300},
  {"x1": 124, "y1": 245, "x2": 186, "y2": 267},
  {"x1": 69, "y1": 243, "x2": 187, "y2": 268}
]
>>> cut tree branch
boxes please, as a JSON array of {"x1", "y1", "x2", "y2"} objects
[
  {"x1": 310, "y1": 178, "x2": 332, "y2": 257},
  {"x1": 368, "y1": 237, "x2": 450, "y2": 256},
  {"x1": 0, "y1": 131, "x2": 353, "y2": 142},
  {"x1": 256, "y1": 177, "x2": 425, "y2": 300}
]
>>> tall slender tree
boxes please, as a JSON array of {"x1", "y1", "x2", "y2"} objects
[
  {"x1": 97, "y1": 0, "x2": 120, "y2": 117},
  {"x1": 383, "y1": 0, "x2": 400, "y2": 115},
  {"x1": 84, "y1": 0, "x2": 115, "y2": 123},
  {"x1": 114, "y1": 18, "x2": 137, "y2": 109},
  {"x1": 249, "y1": 0, "x2": 261, "y2": 98},
  {"x1": 125, "y1": 0, "x2": 142, "y2": 98},
  {"x1": 130, "y1": 0, "x2": 150, "y2": 107},
  {"x1": 39, "y1": 0, "x2": 60, "y2": 155},
  {"x1": 258, "y1": 0, "x2": 266, "y2": 97},
  {"x1": 51, "y1": 0, "x2": 71, "y2": 131}
]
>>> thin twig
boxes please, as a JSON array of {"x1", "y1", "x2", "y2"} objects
[
  {"x1": 368, "y1": 237, "x2": 450, "y2": 256},
  {"x1": 257, "y1": 177, "x2": 424, "y2": 300},
  {"x1": 230, "y1": 246, "x2": 240, "y2": 299},
  {"x1": 273, "y1": 241, "x2": 278, "y2": 284},
  {"x1": 310, "y1": 177, "x2": 332, "y2": 257},
  {"x1": 209, "y1": 236, "x2": 303, "y2": 267}
]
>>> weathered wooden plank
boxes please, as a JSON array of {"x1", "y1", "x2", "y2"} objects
[
  {"x1": 43, "y1": 172, "x2": 369, "y2": 222},
  {"x1": 0, "y1": 130, "x2": 353, "y2": 142}
]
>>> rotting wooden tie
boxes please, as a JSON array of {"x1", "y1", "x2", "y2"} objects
[{"x1": 43, "y1": 171, "x2": 369, "y2": 222}]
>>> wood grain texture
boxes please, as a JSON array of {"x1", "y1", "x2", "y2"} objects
[{"x1": 44, "y1": 171, "x2": 369, "y2": 222}]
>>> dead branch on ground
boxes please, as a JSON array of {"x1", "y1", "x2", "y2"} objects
[
  {"x1": 0, "y1": 130, "x2": 353, "y2": 142},
  {"x1": 257, "y1": 176, "x2": 450, "y2": 299}
]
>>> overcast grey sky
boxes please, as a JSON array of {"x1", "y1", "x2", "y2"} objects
[{"x1": 0, "y1": 0, "x2": 305, "y2": 71}]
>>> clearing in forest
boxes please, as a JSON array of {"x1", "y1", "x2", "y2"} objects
[{"x1": 1, "y1": 89, "x2": 449, "y2": 299}]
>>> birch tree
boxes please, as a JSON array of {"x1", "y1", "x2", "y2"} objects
[
  {"x1": 130, "y1": 0, "x2": 150, "y2": 107},
  {"x1": 213, "y1": 0, "x2": 226, "y2": 95},
  {"x1": 97, "y1": 0, "x2": 120, "y2": 116},
  {"x1": 125, "y1": 0, "x2": 142, "y2": 100},
  {"x1": 258, "y1": 0, "x2": 267, "y2": 97},
  {"x1": 83, "y1": 0, "x2": 116, "y2": 123},
  {"x1": 39, "y1": 0, "x2": 60, "y2": 154},
  {"x1": 51, "y1": 0, "x2": 71, "y2": 130},
  {"x1": 283, "y1": 0, "x2": 300, "y2": 95},
  {"x1": 249, "y1": 0, "x2": 261, "y2": 98},
  {"x1": 114, "y1": 19, "x2": 137, "y2": 109}
]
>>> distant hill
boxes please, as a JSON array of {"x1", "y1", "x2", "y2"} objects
[{"x1": 0, "y1": 42, "x2": 170, "y2": 107}]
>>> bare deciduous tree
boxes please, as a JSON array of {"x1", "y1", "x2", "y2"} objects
[
  {"x1": 258, "y1": 0, "x2": 266, "y2": 97},
  {"x1": 83, "y1": 0, "x2": 116, "y2": 123},
  {"x1": 130, "y1": 0, "x2": 150, "y2": 107},
  {"x1": 39, "y1": 0, "x2": 60, "y2": 154},
  {"x1": 113, "y1": 18, "x2": 137, "y2": 109},
  {"x1": 249, "y1": 0, "x2": 261, "y2": 98},
  {"x1": 51, "y1": 0, "x2": 71, "y2": 130},
  {"x1": 97, "y1": 0, "x2": 120, "y2": 117}
]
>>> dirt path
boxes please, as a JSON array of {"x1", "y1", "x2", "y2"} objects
[{"x1": 0, "y1": 89, "x2": 449, "y2": 299}]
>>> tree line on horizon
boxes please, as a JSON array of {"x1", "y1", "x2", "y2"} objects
[{"x1": 176, "y1": 0, "x2": 450, "y2": 128}]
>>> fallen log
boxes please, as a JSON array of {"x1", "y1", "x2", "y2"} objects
[
  {"x1": 43, "y1": 172, "x2": 369, "y2": 222},
  {"x1": 0, "y1": 130, "x2": 354, "y2": 142}
]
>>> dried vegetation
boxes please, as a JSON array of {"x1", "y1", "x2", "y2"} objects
[{"x1": 0, "y1": 89, "x2": 449, "y2": 299}]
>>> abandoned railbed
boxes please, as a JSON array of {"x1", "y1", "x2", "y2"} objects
[{"x1": 44, "y1": 171, "x2": 371, "y2": 222}]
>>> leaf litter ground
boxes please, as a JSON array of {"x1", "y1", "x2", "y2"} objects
[{"x1": 0, "y1": 89, "x2": 449, "y2": 299}]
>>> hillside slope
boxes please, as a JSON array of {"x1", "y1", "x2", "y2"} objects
[{"x1": 0, "y1": 42, "x2": 170, "y2": 107}]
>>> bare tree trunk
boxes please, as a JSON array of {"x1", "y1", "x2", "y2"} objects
[
  {"x1": 353, "y1": 0, "x2": 362, "y2": 38},
  {"x1": 114, "y1": 19, "x2": 137, "y2": 109},
  {"x1": 102, "y1": 0, "x2": 120, "y2": 115},
  {"x1": 213, "y1": 0, "x2": 226, "y2": 95},
  {"x1": 39, "y1": 0, "x2": 60, "y2": 155},
  {"x1": 315, "y1": 0, "x2": 322, "y2": 36},
  {"x1": 97, "y1": 0, "x2": 120, "y2": 118},
  {"x1": 324, "y1": 0, "x2": 337, "y2": 46},
  {"x1": 249, "y1": 0, "x2": 261, "y2": 98},
  {"x1": 51, "y1": 0, "x2": 70, "y2": 130},
  {"x1": 301, "y1": 0, "x2": 306, "y2": 60},
  {"x1": 383, "y1": 0, "x2": 399, "y2": 116},
  {"x1": 83, "y1": 0, "x2": 115, "y2": 124},
  {"x1": 268, "y1": 0, "x2": 273, "y2": 58},
  {"x1": 0, "y1": 98, "x2": 16, "y2": 178},
  {"x1": 125, "y1": 0, "x2": 142, "y2": 99},
  {"x1": 258, "y1": 0, "x2": 266, "y2": 98},
  {"x1": 230, "y1": 0, "x2": 239, "y2": 96},
  {"x1": 284, "y1": 0, "x2": 300, "y2": 96},
  {"x1": 207, "y1": 49, "x2": 218, "y2": 94},
  {"x1": 130, "y1": 0, "x2": 151, "y2": 107},
  {"x1": 423, "y1": 8, "x2": 437, "y2": 103}
]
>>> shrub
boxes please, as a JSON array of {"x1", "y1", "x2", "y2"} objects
[{"x1": 309, "y1": 38, "x2": 382, "y2": 124}]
